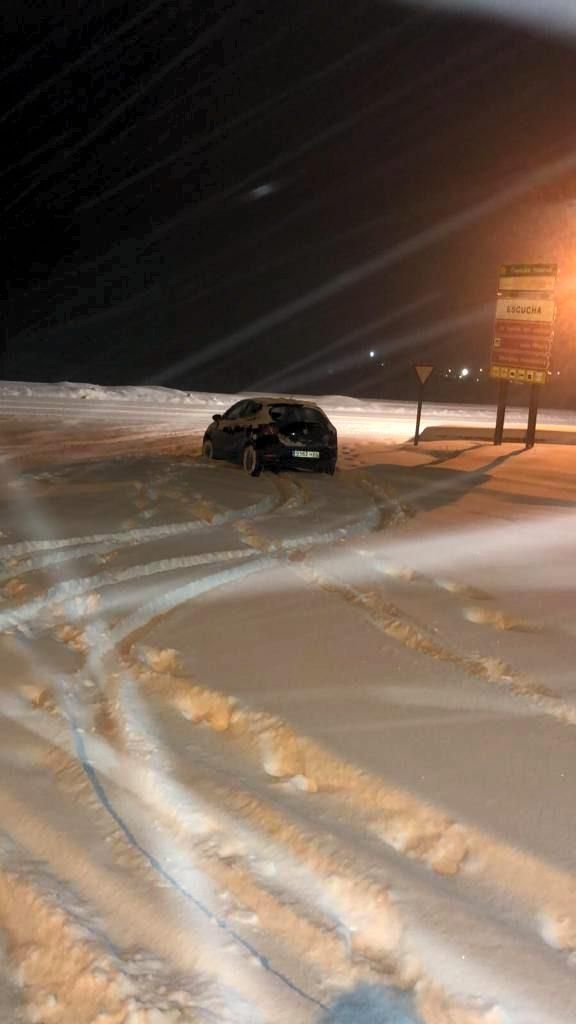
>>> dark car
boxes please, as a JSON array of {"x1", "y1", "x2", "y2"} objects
[{"x1": 202, "y1": 398, "x2": 337, "y2": 476}]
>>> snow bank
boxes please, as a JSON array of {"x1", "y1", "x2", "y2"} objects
[
  {"x1": 0, "y1": 380, "x2": 230, "y2": 407},
  {"x1": 419, "y1": 424, "x2": 576, "y2": 445},
  {"x1": 2, "y1": 378, "x2": 575, "y2": 430}
]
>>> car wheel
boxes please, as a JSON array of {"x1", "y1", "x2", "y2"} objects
[
  {"x1": 202, "y1": 438, "x2": 214, "y2": 459},
  {"x1": 325, "y1": 460, "x2": 336, "y2": 476},
  {"x1": 243, "y1": 444, "x2": 262, "y2": 477}
]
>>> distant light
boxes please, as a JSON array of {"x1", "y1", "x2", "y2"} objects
[
  {"x1": 479, "y1": 367, "x2": 484, "y2": 373},
  {"x1": 460, "y1": 367, "x2": 470, "y2": 377},
  {"x1": 369, "y1": 350, "x2": 375, "y2": 358}
]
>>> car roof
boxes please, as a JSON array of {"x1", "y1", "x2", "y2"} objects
[{"x1": 252, "y1": 397, "x2": 321, "y2": 409}]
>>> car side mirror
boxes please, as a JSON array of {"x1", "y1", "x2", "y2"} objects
[{"x1": 212, "y1": 414, "x2": 222, "y2": 422}]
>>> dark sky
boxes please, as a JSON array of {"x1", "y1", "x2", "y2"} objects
[{"x1": 2, "y1": 0, "x2": 576, "y2": 397}]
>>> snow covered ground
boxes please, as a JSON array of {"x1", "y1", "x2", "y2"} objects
[{"x1": 1, "y1": 381, "x2": 576, "y2": 1023}]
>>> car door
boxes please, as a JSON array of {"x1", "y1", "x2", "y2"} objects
[
  {"x1": 226, "y1": 400, "x2": 256, "y2": 461},
  {"x1": 218, "y1": 400, "x2": 250, "y2": 458}
]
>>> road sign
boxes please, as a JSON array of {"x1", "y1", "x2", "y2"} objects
[
  {"x1": 414, "y1": 363, "x2": 435, "y2": 386},
  {"x1": 491, "y1": 262, "x2": 558, "y2": 446},
  {"x1": 413, "y1": 364, "x2": 434, "y2": 445},
  {"x1": 495, "y1": 297, "x2": 555, "y2": 324},
  {"x1": 498, "y1": 263, "x2": 558, "y2": 294},
  {"x1": 490, "y1": 262, "x2": 557, "y2": 385},
  {"x1": 491, "y1": 366, "x2": 548, "y2": 384}
]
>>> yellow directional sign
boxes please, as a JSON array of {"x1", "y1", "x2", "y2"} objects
[{"x1": 490, "y1": 366, "x2": 548, "y2": 384}]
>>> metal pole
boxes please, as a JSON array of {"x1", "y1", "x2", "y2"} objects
[
  {"x1": 494, "y1": 379, "x2": 508, "y2": 445},
  {"x1": 525, "y1": 383, "x2": 540, "y2": 449},
  {"x1": 414, "y1": 386, "x2": 423, "y2": 446}
]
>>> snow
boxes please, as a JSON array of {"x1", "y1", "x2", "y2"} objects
[{"x1": 1, "y1": 380, "x2": 576, "y2": 1022}]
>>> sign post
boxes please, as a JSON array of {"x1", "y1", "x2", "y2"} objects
[
  {"x1": 493, "y1": 379, "x2": 509, "y2": 446},
  {"x1": 413, "y1": 363, "x2": 435, "y2": 446},
  {"x1": 525, "y1": 383, "x2": 540, "y2": 449},
  {"x1": 490, "y1": 263, "x2": 557, "y2": 446}
]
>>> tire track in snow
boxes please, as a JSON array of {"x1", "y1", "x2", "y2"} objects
[
  {"x1": 0, "y1": 527, "x2": 332, "y2": 1009},
  {"x1": 359, "y1": 551, "x2": 541, "y2": 634},
  {"x1": 271, "y1": 474, "x2": 309, "y2": 511},
  {"x1": 358, "y1": 475, "x2": 411, "y2": 529},
  {"x1": 138, "y1": 512, "x2": 576, "y2": 959},
  {"x1": 0, "y1": 485, "x2": 282, "y2": 627},
  {"x1": 0, "y1": 687, "x2": 327, "y2": 1020},
  {"x1": 34, "y1": 637, "x2": 576, "y2": 1012},
  {"x1": 0, "y1": 488, "x2": 278, "y2": 562},
  {"x1": 8, "y1": 564, "x2": 572, "y2": 1016},
  {"x1": 0, "y1": 548, "x2": 259, "y2": 632},
  {"x1": 0, "y1": 841, "x2": 139, "y2": 1024},
  {"x1": 233, "y1": 501, "x2": 380, "y2": 554},
  {"x1": 0, "y1": 422, "x2": 203, "y2": 465},
  {"x1": 68, "y1": 475, "x2": 383, "y2": 672},
  {"x1": 106, "y1": 650, "x2": 576, "y2": 1020},
  {"x1": 124, "y1": 660, "x2": 576, "y2": 957},
  {"x1": 0, "y1": 470, "x2": 410, "y2": 1016},
  {"x1": 79, "y1": 557, "x2": 276, "y2": 670},
  {"x1": 65, "y1": 695, "x2": 329, "y2": 1014},
  {"x1": 0, "y1": 817, "x2": 259, "y2": 1023},
  {"x1": 120, "y1": 674, "x2": 403, "y2": 949},
  {"x1": 220, "y1": 506, "x2": 576, "y2": 733},
  {"x1": 0, "y1": 463, "x2": 342, "y2": 1015},
  {"x1": 295, "y1": 558, "x2": 576, "y2": 730},
  {"x1": 108, "y1": 677, "x2": 401, "y2": 989},
  {"x1": 103, "y1": 663, "x2": 517, "y2": 1022},
  {"x1": 137, "y1": 683, "x2": 576, "y2": 1022},
  {"x1": 17, "y1": 681, "x2": 413, "y2": 1012},
  {"x1": 355, "y1": 479, "x2": 544, "y2": 632},
  {"x1": 0, "y1": 464, "x2": 313, "y2": 588}
]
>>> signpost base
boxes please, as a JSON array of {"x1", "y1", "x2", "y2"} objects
[
  {"x1": 414, "y1": 387, "x2": 423, "y2": 446},
  {"x1": 494, "y1": 379, "x2": 509, "y2": 445},
  {"x1": 525, "y1": 383, "x2": 540, "y2": 449}
]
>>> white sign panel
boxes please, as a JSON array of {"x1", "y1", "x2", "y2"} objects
[
  {"x1": 495, "y1": 297, "x2": 555, "y2": 324},
  {"x1": 499, "y1": 274, "x2": 557, "y2": 293}
]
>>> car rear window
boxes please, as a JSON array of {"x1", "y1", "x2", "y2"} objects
[{"x1": 269, "y1": 404, "x2": 326, "y2": 424}]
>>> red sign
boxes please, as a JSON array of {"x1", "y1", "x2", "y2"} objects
[{"x1": 492, "y1": 320, "x2": 553, "y2": 372}]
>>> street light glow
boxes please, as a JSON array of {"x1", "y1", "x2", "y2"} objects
[
  {"x1": 460, "y1": 367, "x2": 470, "y2": 377},
  {"x1": 369, "y1": 350, "x2": 375, "y2": 358}
]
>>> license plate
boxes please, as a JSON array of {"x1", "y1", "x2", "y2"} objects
[{"x1": 293, "y1": 450, "x2": 320, "y2": 459}]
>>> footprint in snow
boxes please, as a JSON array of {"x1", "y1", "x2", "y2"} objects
[{"x1": 321, "y1": 985, "x2": 419, "y2": 1023}]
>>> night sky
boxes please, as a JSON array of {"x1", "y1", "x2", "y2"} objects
[{"x1": 3, "y1": 1, "x2": 576, "y2": 400}]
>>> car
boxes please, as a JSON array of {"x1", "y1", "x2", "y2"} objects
[{"x1": 202, "y1": 397, "x2": 338, "y2": 476}]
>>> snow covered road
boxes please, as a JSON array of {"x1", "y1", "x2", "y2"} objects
[{"x1": 1, "y1": 383, "x2": 576, "y2": 1023}]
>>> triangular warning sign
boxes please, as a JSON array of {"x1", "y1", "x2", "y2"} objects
[{"x1": 414, "y1": 363, "x2": 435, "y2": 385}]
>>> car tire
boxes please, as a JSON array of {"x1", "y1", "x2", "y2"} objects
[
  {"x1": 202, "y1": 438, "x2": 214, "y2": 460},
  {"x1": 325, "y1": 460, "x2": 336, "y2": 476},
  {"x1": 243, "y1": 444, "x2": 262, "y2": 477}
]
